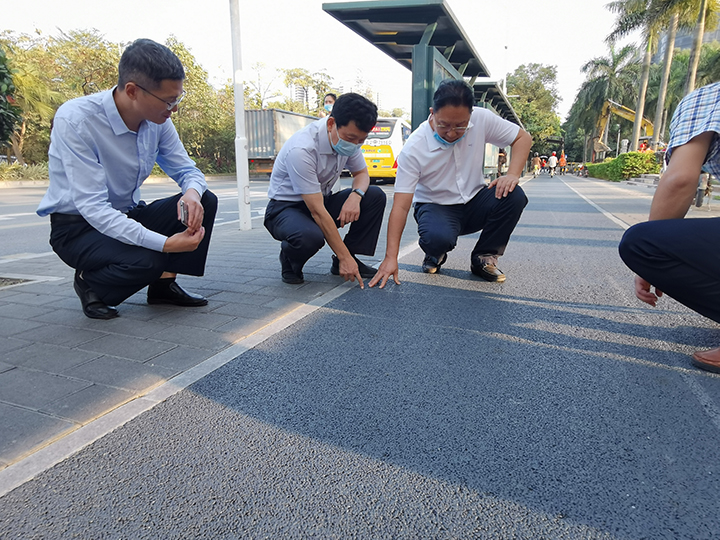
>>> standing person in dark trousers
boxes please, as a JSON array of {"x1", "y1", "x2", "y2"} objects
[
  {"x1": 37, "y1": 38, "x2": 217, "y2": 320},
  {"x1": 264, "y1": 93, "x2": 386, "y2": 287},
  {"x1": 369, "y1": 79, "x2": 532, "y2": 288},
  {"x1": 619, "y1": 81, "x2": 720, "y2": 373}
]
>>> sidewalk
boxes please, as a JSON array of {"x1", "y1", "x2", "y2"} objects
[{"x1": 0, "y1": 198, "x2": 418, "y2": 472}]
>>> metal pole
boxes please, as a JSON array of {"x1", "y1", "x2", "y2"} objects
[
  {"x1": 616, "y1": 125, "x2": 621, "y2": 157},
  {"x1": 229, "y1": 0, "x2": 251, "y2": 230}
]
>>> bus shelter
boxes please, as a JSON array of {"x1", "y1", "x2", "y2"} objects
[{"x1": 322, "y1": 0, "x2": 523, "y2": 177}]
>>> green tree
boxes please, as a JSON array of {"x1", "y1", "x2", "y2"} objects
[
  {"x1": 506, "y1": 63, "x2": 562, "y2": 155},
  {"x1": 166, "y1": 36, "x2": 235, "y2": 173},
  {"x1": 244, "y1": 62, "x2": 281, "y2": 110},
  {"x1": 564, "y1": 44, "x2": 640, "y2": 160},
  {"x1": 0, "y1": 45, "x2": 22, "y2": 152}
]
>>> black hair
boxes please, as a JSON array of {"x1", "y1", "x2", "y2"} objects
[
  {"x1": 118, "y1": 39, "x2": 185, "y2": 90},
  {"x1": 432, "y1": 79, "x2": 475, "y2": 112},
  {"x1": 330, "y1": 93, "x2": 377, "y2": 132},
  {"x1": 324, "y1": 93, "x2": 337, "y2": 102}
]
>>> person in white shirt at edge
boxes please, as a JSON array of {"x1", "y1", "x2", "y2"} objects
[
  {"x1": 369, "y1": 79, "x2": 533, "y2": 289},
  {"x1": 264, "y1": 93, "x2": 386, "y2": 287},
  {"x1": 547, "y1": 151, "x2": 558, "y2": 176},
  {"x1": 36, "y1": 39, "x2": 217, "y2": 319}
]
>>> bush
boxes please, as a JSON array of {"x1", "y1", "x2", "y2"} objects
[
  {"x1": 587, "y1": 151, "x2": 660, "y2": 181},
  {"x1": 0, "y1": 162, "x2": 49, "y2": 181}
]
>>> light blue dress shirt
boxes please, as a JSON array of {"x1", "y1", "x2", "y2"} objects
[
  {"x1": 267, "y1": 116, "x2": 367, "y2": 202},
  {"x1": 37, "y1": 88, "x2": 207, "y2": 252}
]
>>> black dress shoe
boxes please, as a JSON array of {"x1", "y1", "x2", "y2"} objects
[
  {"x1": 279, "y1": 250, "x2": 304, "y2": 284},
  {"x1": 73, "y1": 271, "x2": 119, "y2": 320},
  {"x1": 147, "y1": 280, "x2": 208, "y2": 306},
  {"x1": 331, "y1": 255, "x2": 377, "y2": 278}
]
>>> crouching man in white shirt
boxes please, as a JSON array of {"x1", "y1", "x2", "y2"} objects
[{"x1": 369, "y1": 79, "x2": 532, "y2": 288}]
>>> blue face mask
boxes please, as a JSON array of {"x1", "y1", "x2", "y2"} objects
[
  {"x1": 332, "y1": 136, "x2": 362, "y2": 156},
  {"x1": 324, "y1": 103, "x2": 333, "y2": 112},
  {"x1": 433, "y1": 130, "x2": 466, "y2": 147}
]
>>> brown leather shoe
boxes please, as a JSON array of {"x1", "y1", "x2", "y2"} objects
[{"x1": 691, "y1": 347, "x2": 720, "y2": 374}]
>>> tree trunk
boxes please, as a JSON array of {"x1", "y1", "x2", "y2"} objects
[
  {"x1": 9, "y1": 121, "x2": 26, "y2": 166},
  {"x1": 685, "y1": 0, "x2": 707, "y2": 95},
  {"x1": 631, "y1": 36, "x2": 652, "y2": 151},
  {"x1": 652, "y1": 13, "x2": 678, "y2": 149}
]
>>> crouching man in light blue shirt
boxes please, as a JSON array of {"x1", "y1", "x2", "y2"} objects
[{"x1": 37, "y1": 38, "x2": 217, "y2": 319}]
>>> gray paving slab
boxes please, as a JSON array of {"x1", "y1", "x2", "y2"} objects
[
  {"x1": 39, "y1": 384, "x2": 136, "y2": 424},
  {"x1": 74, "y1": 334, "x2": 175, "y2": 363},
  {"x1": 61, "y1": 356, "x2": 176, "y2": 392},
  {"x1": 0, "y1": 367, "x2": 91, "y2": 409},
  {"x1": 0, "y1": 342, "x2": 101, "y2": 372},
  {"x1": 0, "y1": 402, "x2": 76, "y2": 464},
  {"x1": 0, "y1": 316, "x2": 45, "y2": 338},
  {"x1": 147, "y1": 325, "x2": 235, "y2": 352},
  {"x1": 12, "y1": 324, "x2": 107, "y2": 348}
]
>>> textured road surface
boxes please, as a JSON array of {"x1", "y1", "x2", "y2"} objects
[{"x1": 2, "y1": 175, "x2": 719, "y2": 539}]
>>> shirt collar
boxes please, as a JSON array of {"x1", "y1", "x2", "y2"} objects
[
  {"x1": 318, "y1": 116, "x2": 335, "y2": 155},
  {"x1": 103, "y1": 87, "x2": 136, "y2": 136},
  {"x1": 422, "y1": 118, "x2": 446, "y2": 152}
]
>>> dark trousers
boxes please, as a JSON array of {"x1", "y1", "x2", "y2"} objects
[
  {"x1": 50, "y1": 190, "x2": 217, "y2": 306},
  {"x1": 264, "y1": 187, "x2": 387, "y2": 270},
  {"x1": 413, "y1": 185, "x2": 527, "y2": 260},
  {"x1": 619, "y1": 217, "x2": 720, "y2": 324}
]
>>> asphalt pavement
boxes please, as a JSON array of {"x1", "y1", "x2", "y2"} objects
[{"x1": 1, "y1": 174, "x2": 720, "y2": 539}]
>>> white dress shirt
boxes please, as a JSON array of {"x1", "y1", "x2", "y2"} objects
[{"x1": 395, "y1": 107, "x2": 520, "y2": 205}]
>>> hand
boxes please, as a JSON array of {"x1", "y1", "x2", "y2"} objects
[
  {"x1": 163, "y1": 226, "x2": 205, "y2": 253},
  {"x1": 178, "y1": 189, "x2": 204, "y2": 233},
  {"x1": 368, "y1": 257, "x2": 400, "y2": 288},
  {"x1": 338, "y1": 193, "x2": 361, "y2": 227},
  {"x1": 338, "y1": 255, "x2": 364, "y2": 289},
  {"x1": 488, "y1": 173, "x2": 520, "y2": 199},
  {"x1": 634, "y1": 275, "x2": 663, "y2": 306}
]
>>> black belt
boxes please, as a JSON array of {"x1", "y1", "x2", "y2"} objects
[{"x1": 50, "y1": 213, "x2": 87, "y2": 224}]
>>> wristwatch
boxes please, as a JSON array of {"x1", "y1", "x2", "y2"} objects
[{"x1": 351, "y1": 188, "x2": 365, "y2": 199}]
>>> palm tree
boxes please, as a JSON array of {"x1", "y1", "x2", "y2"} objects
[
  {"x1": 606, "y1": 0, "x2": 719, "y2": 149},
  {"x1": 632, "y1": 0, "x2": 719, "y2": 92},
  {"x1": 607, "y1": 0, "x2": 662, "y2": 151},
  {"x1": 569, "y1": 44, "x2": 640, "y2": 159},
  {"x1": 9, "y1": 62, "x2": 62, "y2": 165}
]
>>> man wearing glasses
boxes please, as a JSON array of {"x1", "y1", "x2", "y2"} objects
[
  {"x1": 37, "y1": 39, "x2": 217, "y2": 319},
  {"x1": 369, "y1": 79, "x2": 532, "y2": 288}
]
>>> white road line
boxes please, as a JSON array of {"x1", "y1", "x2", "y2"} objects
[
  {"x1": 559, "y1": 176, "x2": 720, "y2": 435},
  {"x1": 559, "y1": 177, "x2": 631, "y2": 230},
  {"x1": 0, "y1": 252, "x2": 56, "y2": 264}
]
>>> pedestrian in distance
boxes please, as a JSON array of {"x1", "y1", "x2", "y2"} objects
[
  {"x1": 547, "y1": 151, "x2": 558, "y2": 177},
  {"x1": 36, "y1": 38, "x2": 217, "y2": 320},
  {"x1": 369, "y1": 79, "x2": 532, "y2": 288},
  {"x1": 318, "y1": 92, "x2": 337, "y2": 118},
  {"x1": 558, "y1": 152, "x2": 567, "y2": 175},
  {"x1": 531, "y1": 152, "x2": 541, "y2": 178},
  {"x1": 618, "y1": 81, "x2": 720, "y2": 373},
  {"x1": 264, "y1": 93, "x2": 386, "y2": 288}
]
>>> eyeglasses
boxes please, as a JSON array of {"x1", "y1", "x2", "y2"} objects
[
  {"x1": 434, "y1": 122, "x2": 470, "y2": 133},
  {"x1": 135, "y1": 83, "x2": 186, "y2": 111}
]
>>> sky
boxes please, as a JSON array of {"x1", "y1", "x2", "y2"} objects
[{"x1": 8, "y1": 0, "x2": 637, "y2": 121}]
